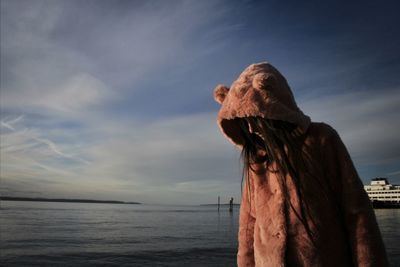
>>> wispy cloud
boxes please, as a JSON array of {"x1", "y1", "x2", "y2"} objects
[
  {"x1": 0, "y1": 115, "x2": 24, "y2": 130},
  {"x1": 0, "y1": 0, "x2": 234, "y2": 115},
  {"x1": 301, "y1": 88, "x2": 400, "y2": 163},
  {"x1": 1, "y1": 111, "x2": 241, "y2": 204},
  {"x1": 1, "y1": 0, "x2": 241, "y2": 204},
  {"x1": 386, "y1": 170, "x2": 400, "y2": 177},
  {"x1": 300, "y1": 87, "x2": 400, "y2": 182},
  {"x1": 1, "y1": 0, "x2": 399, "y2": 203},
  {"x1": 1, "y1": 116, "x2": 90, "y2": 164}
]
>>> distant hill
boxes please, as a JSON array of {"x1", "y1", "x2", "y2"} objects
[{"x1": 0, "y1": 196, "x2": 141, "y2": 204}]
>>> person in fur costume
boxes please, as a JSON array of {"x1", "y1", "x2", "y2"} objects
[{"x1": 213, "y1": 62, "x2": 388, "y2": 267}]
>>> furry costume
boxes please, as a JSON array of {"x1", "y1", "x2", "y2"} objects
[{"x1": 213, "y1": 62, "x2": 388, "y2": 266}]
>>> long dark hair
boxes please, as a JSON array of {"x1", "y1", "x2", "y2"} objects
[{"x1": 237, "y1": 116, "x2": 317, "y2": 246}]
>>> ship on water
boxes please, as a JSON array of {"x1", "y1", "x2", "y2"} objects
[{"x1": 364, "y1": 178, "x2": 400, "y2": 208}]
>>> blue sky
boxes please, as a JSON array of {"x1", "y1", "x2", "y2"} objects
[{"x1": 1, "y1": 0, "x2": 399, "y2": 205}]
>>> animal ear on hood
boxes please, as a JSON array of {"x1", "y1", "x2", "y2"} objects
[
  {"x1": 213, "y1": 84, "x2": 229, "y2": 104},
  {"x1": 252, "y1": 72, "x2": 277, "y2": 90}
]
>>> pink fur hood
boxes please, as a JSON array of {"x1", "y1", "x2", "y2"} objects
[
  {"x1": 213, "y1": 62, "x2": 388, "y2": 266},
  {"x1": 213, "y1": 62, "x2": 310, "y2": 146}
]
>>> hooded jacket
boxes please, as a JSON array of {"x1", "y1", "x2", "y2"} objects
[{"x1": 213, "y1": 62, "x2": 388, "y2": 267}]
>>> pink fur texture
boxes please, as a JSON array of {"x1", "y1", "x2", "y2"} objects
[{"x1": 214, "y1": 62, "x2": 388, "y2": 266}]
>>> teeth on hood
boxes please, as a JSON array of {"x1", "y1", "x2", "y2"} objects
[{"x1": 214, "y1": 62, "x2": 311, "y2": 147}]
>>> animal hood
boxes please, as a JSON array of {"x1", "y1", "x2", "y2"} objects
[{"x1": 213, "y1": 62, "x2": 311, "y2": 146}]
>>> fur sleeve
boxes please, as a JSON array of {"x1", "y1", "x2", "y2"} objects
[
  {"x1": 326, "y1": 127, "x2": 389, "y2": 267},
  {"x1": 237, "y1": 174, "x2": 256, "y2": 267}
]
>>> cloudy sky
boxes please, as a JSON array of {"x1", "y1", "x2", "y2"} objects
[{"x1": 1, "y1": 0, "x2": 399, "y2": 205}]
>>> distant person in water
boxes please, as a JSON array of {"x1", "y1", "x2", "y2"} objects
[
  {"x1": 229, "y1": 197, "x2": 234, "y2": 212},
  {"x1": 213, "y1": 62, "x2": 388, "y2": 266}
]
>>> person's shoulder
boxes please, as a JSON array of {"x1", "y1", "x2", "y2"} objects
[
  {"x1": 305, "y1": 121, "x2": 340, "y2": 144},
  {"x1": 306, "y1": 121, "x2": 337, "y2": 136}
]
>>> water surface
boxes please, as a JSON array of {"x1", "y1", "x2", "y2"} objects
[{"x1": 1, "y1": 201, "x2": 398, "y2": 266}]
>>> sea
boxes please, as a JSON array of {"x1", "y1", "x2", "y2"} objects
[{"x1": 0, "y1": 201, "x2": 398, "y2": 267}]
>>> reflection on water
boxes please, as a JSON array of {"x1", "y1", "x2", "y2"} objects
[
  {"x1": 374, "y1": 209, "x2": 400, "y2": 264},
  {"x1": 0, "y1": 201, "x2": 398, "y2": 266},
  {"x1": 1, "y1": 201, "x2": 238, "y2": 267}
]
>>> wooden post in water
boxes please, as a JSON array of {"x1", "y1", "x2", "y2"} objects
[{"x1": 218, "y1": 195, "x2": 220, "y2": 212}]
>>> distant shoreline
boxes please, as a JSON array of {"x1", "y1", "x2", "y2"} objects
[
  {"x1": 0, "y1": 196, "x2": 141, "y2": 205},
  {"x1": 200, "y1": 203, "x2": 240, "y2": 206}
]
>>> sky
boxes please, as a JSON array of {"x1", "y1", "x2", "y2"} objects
[{"x1": 1, "y1": 0, "x2": 399, "y2": 205}]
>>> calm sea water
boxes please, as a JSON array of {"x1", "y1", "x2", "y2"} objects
[{"x1": 0, "y1": 201, "x2": 398, "y2": 266}]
